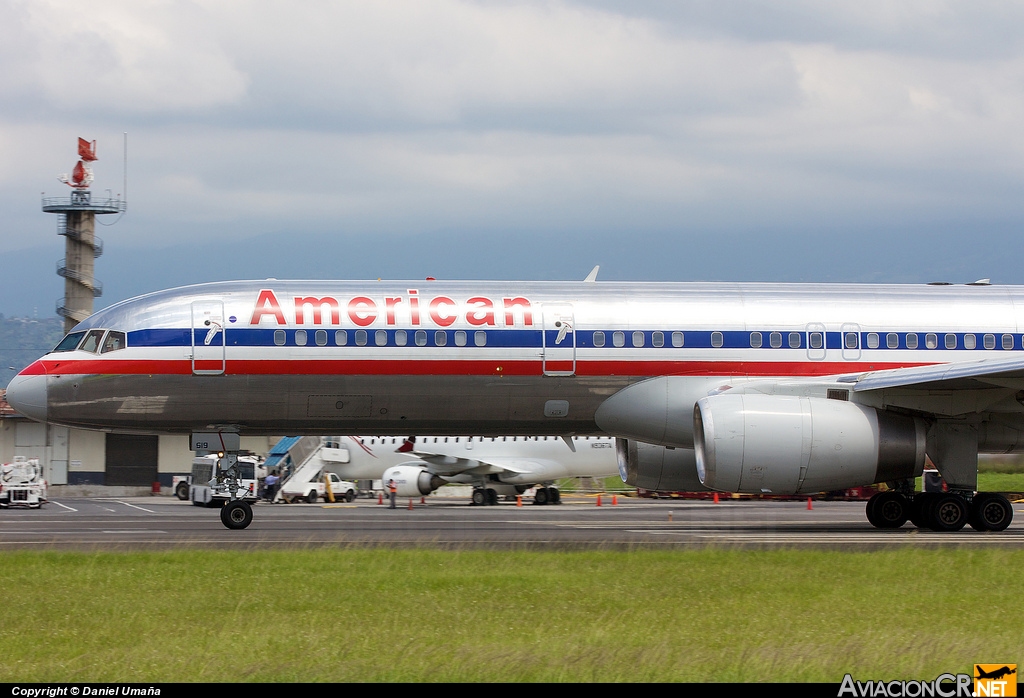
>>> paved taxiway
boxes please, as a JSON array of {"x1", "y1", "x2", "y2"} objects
[{"x1": 2, "y1": 495, "x2": 1024, "y2": 550}]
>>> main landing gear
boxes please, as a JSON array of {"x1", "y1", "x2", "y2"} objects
[
  {"x1": 532, "y1": 486, "x2": 561, "y2": 505},
  {"x1": 865, "y1": 491, "x2": 1012, "y2": 532},
  {"x1": 470, "y1": 485, "x2": 561, "y2": 505}
]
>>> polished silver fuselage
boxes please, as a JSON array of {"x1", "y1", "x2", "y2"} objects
[{"x1": 12, "y1": 280, "x2": 1024, "y2": 447}]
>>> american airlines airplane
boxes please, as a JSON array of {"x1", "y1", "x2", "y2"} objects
[{"x1": 5, "y1": 277, "x2": 1021, "y2": 532}]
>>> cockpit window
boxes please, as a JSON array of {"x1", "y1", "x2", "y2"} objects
[
  {"x1": 101, "y1": 331, "x2": 126, "y2": 353},
  {"x1": 79, "y1": 330, "x2": 106, "y2": 354},
  {"x1": 54, "y1": 332, "x2": 86, "y2": 352}
]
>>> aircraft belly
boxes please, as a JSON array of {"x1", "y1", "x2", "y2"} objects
[{"x1": 46, "y1": 374, "x2": 628, "y2": 435}]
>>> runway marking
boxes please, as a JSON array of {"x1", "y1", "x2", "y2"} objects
[
  {"x1": 101, "y1": 530, "x2": 167, "y2": 534},
  {"x1": 109, "y1": 500, "x2": 157, "y2": 513},
  {"x1": 49, "y1": 501, "x2": 78, "y2": 512}
]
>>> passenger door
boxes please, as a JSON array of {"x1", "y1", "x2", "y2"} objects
[
  {"x1": 191, "y1": 300, "x2": 226, "y2": 375},
  {"x1": 542, "y1": 304, "x2": 576, "y2": 376}
]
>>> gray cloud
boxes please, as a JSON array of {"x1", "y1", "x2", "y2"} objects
[{"x1": 2, "y1": 0, "x2": 1024, "y2": 315}]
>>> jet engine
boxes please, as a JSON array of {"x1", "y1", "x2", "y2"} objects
[
  {"x1": 381, "y1": 465, "x2": 445, "y2": 497},
  {"x1": 693, "y1": 394, "x2": 926, "y2": 494},
  {"x1": 615, "y1": 439, "x2": 710, "y2": 492}
]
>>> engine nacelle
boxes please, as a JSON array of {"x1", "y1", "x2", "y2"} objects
[
  {"x1": 693, "y1": 394, "x2": 926, "y2": 494},
  {"x1": 382, "y1": 465, "x2": 445, "y2": 497},
  {"x1": 615, "y1": 439, "x2": 711, "y2": 492}
]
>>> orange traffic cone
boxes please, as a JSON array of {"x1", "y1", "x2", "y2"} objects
[
  {"x1": 807, "y1": 497, "x2": 813, "y2": 510},
  {"x1": 377, "y1": 493, "x2": 383, "y2": 505},
  {"x1": 596, "y1": 494, "x2": 602, "y2": 507},
  {"x1": 516, "y1": 495, "x2": 522, "y2": 507},
  {"x1": 408, "y1": 498, "x2": 414, "y2": 510},
  {"x1": 612, "y1": 494, "x2": 618, "y2": 506},
  {"x1": 713, "y1": 492, "x2": 719, "y2": 504},
  {"x1": 421, "y1": 496, "x2": 425, "y2": 504}
]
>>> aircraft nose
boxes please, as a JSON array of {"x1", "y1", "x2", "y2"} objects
[{"x1": 5, "y1": 365, "x2": 48, "y2": 423}]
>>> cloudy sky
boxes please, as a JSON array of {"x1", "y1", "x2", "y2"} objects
[{"x1": 2, "y1": 1, "x2": 1024, "y2": 317}]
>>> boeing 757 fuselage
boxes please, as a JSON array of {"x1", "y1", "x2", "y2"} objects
[{"x1": 7, "y1": 278, "x2": 1023, "y2": 531}]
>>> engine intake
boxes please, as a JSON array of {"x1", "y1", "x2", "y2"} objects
[
  {"x1": 382, "y1": 465, "x2": 445, "y2": 497},
  {"x1": 616, "y1": 439, "x2": 710, "y2": 492},
  {"x1": 693, "y1": 394, "x2": 926, "y2": 494}
]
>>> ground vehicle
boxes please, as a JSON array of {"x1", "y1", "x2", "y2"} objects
[
  {"x1": 189, "y1": 454, "x2": 262, "y2": 507},
  {"x1": 0, "y1": 457, "x2": 47, "y2": 508},
  {"x1": 280, "y1": 471, "x2": 357, "y2": 503},
  {"x1": 172, "y1": 475, "x2": 191, "y2": 500}
]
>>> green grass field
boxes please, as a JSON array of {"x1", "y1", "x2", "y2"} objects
[{"x1": 1, "y1": 548, "x2": 1019, "y2": 682}]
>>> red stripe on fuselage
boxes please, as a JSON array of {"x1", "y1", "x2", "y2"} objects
[
  {"x1": 17, "y1": 360, "x2": 47, "y2": 375},
  {"x1": 36, "y1": 358, "x2": 932, "y2": 377}
]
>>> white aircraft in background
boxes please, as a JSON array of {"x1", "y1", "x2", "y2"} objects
[
  {"x1": 7, "y1": 273, "x2": 1023, "y2": 531},
  {"x1": 278, "y1": 434, "x2": 622, "y2": 506}
]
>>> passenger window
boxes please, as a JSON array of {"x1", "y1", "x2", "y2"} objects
[
  {"x1": 274, "y1": 330, "x2": 286, "y2": 346},
  {"x1": 906, "y1": 333, "x2": 919, "y2": 349},
  {"x1": 770, "y1": 332, "x2": 783, "y2": 348},
  {"x1": 925, "y1": 333, "x2": 938, "y2": 349},
  {"x1": 844, "y1": 332, "x2": 858, "y2": 350},
  {"x1": 54, "y1": 331, "x2": 86, "y2": 352},
  {"x1": 295, "y1": 329, "x2": 307, "y2": 346},
  {"x1": 749, "y1": 332, "x2": 762, "y2": 349},
  {"x1": 101, "y1": 331, "x2": 126, "y2": 353},
  {"x1": 632, "y1": 331, "x2": 644, "y2": 347},
  {"x1": 455, "y1": 330, "x2": 467, "y2": 347},
  {"x1": 395, "y1": 330, "x2": 408, "y2": 347},
  {"x1": 335, "y1": 330, "x2": 347, "y2": 346},
  {"x1": 593, "y1": 331, "x2": 605, "y2": 348},
  {"x1": 672, "y1": 331, "x2": 683, "y2": 347},
  {"x1": 80, "y1": 329, "x2": 105, "y2": 353},
  {"x1": 435, "y1": 331, "x2": 447, "y2": 347},
  {"x1": 789, "y1": 332, "x2": 801, "y2": 349},
  {"x1": 613, "y1": 331, "x2": 625, "y2": 347},
  {"x1": 1003, "y1": 334, "x2": 1015, "y2": 350},
  {"x1": 886, "y1": 333, "x2": 899, "y2": 349},
  {"x1": 944, "y1": 333, "x2": 957, "y2": 349},
  {"x1": 711, "y1": 332, "x2": 724, "y2": 348},
  {"x1": 474, "y1": 331, "x2": 486, "y2": 347},
  {"x1": 375, "y1": 330, "x2": 387, "y2": 346},
  {"x1": 866, "y1": 333, "x2": 878, "y2": 349},
  {"x1": 415, "y1": 330, "x2": 427, "y2": 346},
  {"x1": 809, "y1": 332, "x2": 823, "y2": 350},
  {"x1": 652, "y1": 331, "x2": 664, "y2": 348},
  {"x1": 355, "y1": 330, "x2": 367, "y2": 346},
  {"x1": 984, "y1": 334, "x2": 996, "y2": 350},
  {"x1": 315, "y1": 330, "x2": 327, "y2": 346},
  {"x1": 964, "y1": 334, "x2": 976, "y2": 349}
]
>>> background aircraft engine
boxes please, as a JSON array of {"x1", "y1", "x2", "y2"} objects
[
  {"x1": 693, "y1": 394, "x2": 926, "y2": 494},
  {"x1": 381, "y1": 465, "x2": 445, "y2": 497},
  {"x1": 615, "y1": 439, "x2": 711, "y2": 492}
]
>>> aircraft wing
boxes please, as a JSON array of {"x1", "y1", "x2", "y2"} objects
[
  {"x1": 407, "y1": 449, "x2": 557, "y2": 479},
  {"x1": 844, "y1": 356, "x2": 1024, "y2": 392}
]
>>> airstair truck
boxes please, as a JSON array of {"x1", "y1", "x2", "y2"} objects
[{"x1": 0, "y1": 457, "x2": 47, "y2": 508}]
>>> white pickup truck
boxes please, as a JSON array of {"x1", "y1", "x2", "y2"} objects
[{"x1": 281, "y1": 471, "x2": 357, "y2": 504}]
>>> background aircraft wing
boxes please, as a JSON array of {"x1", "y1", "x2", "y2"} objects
[{"x1": 408, "y1": 449, "x2": 554, "y2": 478}]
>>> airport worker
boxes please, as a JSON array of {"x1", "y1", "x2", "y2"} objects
[
  {"x1": 388, "y1": 478, "x2": 397, "y2": 509},
  {"x1": 264, "y1": 471, "x2": 279, "y2": 502}
]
